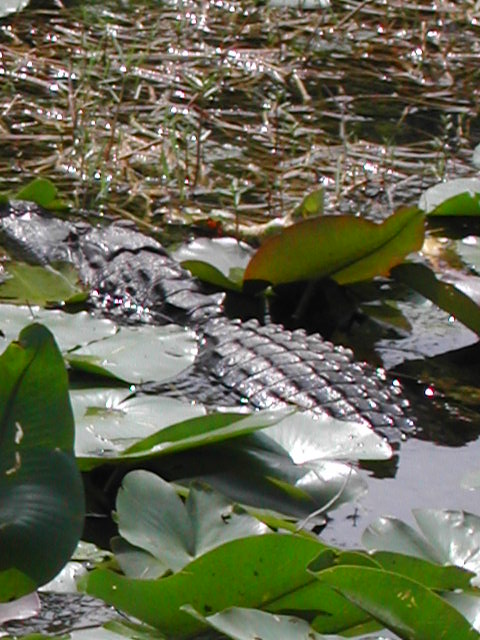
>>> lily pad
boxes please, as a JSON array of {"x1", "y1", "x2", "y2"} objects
[
  {"x1": 420, "y1": 178, "x2": 480, "y2": 216},
  {"x1": 264, "y1": 412, "x2": 392, "y2": 463},
  {"x1": 185, "y1": 433, "x2": 367, "y2": 520},
  {"x1": 0, "y1": 324, "x2": 84, "y2": 600},
  {"x1": 72, "y1": 389, "x2": 205, "y2": 461},
  {"x1": 312, "y1": 564, "x2": 479, "y2": 640},
  {"x1": 363, "y1": 509, "x2": 480, "y2": 586},
  {"x1": 114, "y1": 472, "x2": 269, "y2": 575},
  {"x1": 0, "y1": 304, "x2": 117, "y2": 352},
  {"x1": 0, "y1": 262, "x2": 87, "y2": 306},
  {"x1": 186, "y1": 606, "x2": 330, "y2": 640},
  {"x1": 67, "y1": 323, "x2": 198, "y2": 384},
  {"x1": 392, "y1": 262, "x2": 480, "y2": 336},
  {"x1": 173, "y1": 237, "x2": 254, "y2": 291},
  {"x1": 81, "y1": 534, "x2": 329, "y2": 636},
  {"x1": 244, "y1": 207, "x2": 425, "y2": 287}
]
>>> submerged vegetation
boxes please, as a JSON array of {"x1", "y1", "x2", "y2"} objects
[{"x1": 1, "y1": 0, "x2": 480, "y2": 638}]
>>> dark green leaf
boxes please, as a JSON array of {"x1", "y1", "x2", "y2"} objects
[{"x1": 0, "y1": 324, "x2": 84, "y2": 599}]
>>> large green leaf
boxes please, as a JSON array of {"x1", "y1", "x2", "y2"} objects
[
  {"x1": 114, "y1": 471, "x2": 269, "y2": 575},
  {"x1": 243, "y1": 207, "x2": 425, "y2": 287},
  {"x1": 181, "y1": 432, "x2": 367, "y2": 519},
  {"x1": 82, "y1": 534, "x2": 328, "y2": 636},
  {"x1": 363, "y1": 509, "x2": 480, "y2": 629},
  {"x1": 0, "y1": 324, "x2": 84, "y2": 600},
  {"x1": 73, "y1": 391, "x2": 288, "y2": 470},
  {"x1": 312, "y1": 565, "x2": 479, "y2": 640}
]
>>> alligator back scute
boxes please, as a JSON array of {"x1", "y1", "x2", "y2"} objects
[{"x1": 0, "y1": 201, "x2": 414, "y2": 437}]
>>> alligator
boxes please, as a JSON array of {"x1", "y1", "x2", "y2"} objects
[{"x1": 0, "y1": 200, "x2": 413, "y2": 438}]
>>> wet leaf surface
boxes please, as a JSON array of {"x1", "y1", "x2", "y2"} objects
[
  {"x1": 244, "y1": 207, "x2": 425, "y2": 287},
  {"x1": 0, "y1": 263, "x2": 87, "y2": 306},
  {"x1": 0, "y1": 324, "x2": 84, "y2": 599}
]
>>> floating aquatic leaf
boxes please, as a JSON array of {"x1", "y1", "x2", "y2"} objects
[
  {"x1": 173, "y1": 237, "x2": 253, "y2": 291},
  {"x1": 363, "y1": 509, "x2": 480, "y2": 586},
  {"x1": 185, "y1": 606, "x2": 330, "y2": 640},
  {"x1": 115, "y1": 472, "x2": 269, "y2": 575},
  {"x1": 74, "y1": 393, "x2": 286, "y2": 470},
  {"x1": 312, "y1": 565, "x2": 479, "y2": 640},
  {"x1": 392, "y1": 262, "x2": 480, "y2": 335},
  {"x1": 0, "y1": 324, "x2": 84, "y2": 600},
  {"x1": 244, "y1": 207, "x2": 424, "y2": 287},
  {"x1": 455, "y1": 236, "x2": 480, "y2": 276},
  {"x1": 420, "y1": 178, "x2": 480, "y2": 216},
  {"x1": 184, "y1": 432, "x2": 367, "y2": 520},
  {"x1": 82, "y1": 534, "x2": 329, "y2": 636},
  {"x1": 72, "y1": 389, "x2": 205, "y2": 463},
  {"x1": 0, "y1": 304, "x2": 117, "y2": 353},
  {"x1": 0, "y1": 262, "x2": 87, "y2": 306},
  {"x1": 67, "y1": 323, "x2": 198, "y2": 384},
  {"x1": 264, "y1": 412, "x2": 392, "y2": 463}
]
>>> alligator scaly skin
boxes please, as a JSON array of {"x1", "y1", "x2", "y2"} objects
[{"x1": 0, "y1": 201, "x2": 413, "y2": 437}]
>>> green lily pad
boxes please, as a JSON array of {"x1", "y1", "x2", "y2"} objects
[
  {"x1": 67, "y1": 323, "x2": 198, "y2": 384},
  {"x1": 244, "y1": 207, "x2": 425, "y2": 287},
  {"x1": 71, "y1": 389, "x2": 206, "y2": 462},
  {"x1": 312, "y1": 564, "x2": 479, "y2": 640},
  {"x1": 420, "y1": 178, "x2": 480, "y2": 216},
  {"x1": 0, "y1": 324, "x2": 84, "y2": 600},
  {"x1": 264, "y1": 413, "x2": 392, "y2": 463},
  {"x1": 363, "y1": 509, "x2": 480, "y2": 586},
  {"x1": 114, "y1": 472, "x2": 269, "y2": 575},
  {"x1": 73, "y1": 388, "x2": 293, "y2": 471},
  {"x1": 0, "y1": 263, "x2": 87, "y2": 306},
  {"x1": 0, "y1": 304, "x2": 117, "y2": 352},
  {"x1": 173, "y1": 237, "x2": 253, "y2": 291},
  {"x1": 185, "y1": 433, "x2": 367, "y2": 520},
  {"x1": 455, "y1": 236, "x2": 480, "y2": 275},
  {"x1": 81, "y1": 534, "x2": 329, "y2": 636}
]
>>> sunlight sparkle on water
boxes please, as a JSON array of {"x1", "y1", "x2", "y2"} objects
[{"x1": 363, "y1": 160, "x2": 378, "y2": 174}]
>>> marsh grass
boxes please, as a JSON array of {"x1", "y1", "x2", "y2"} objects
[{"x1": 0, "y1": 0, "x2": 479, "y2": 234}]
